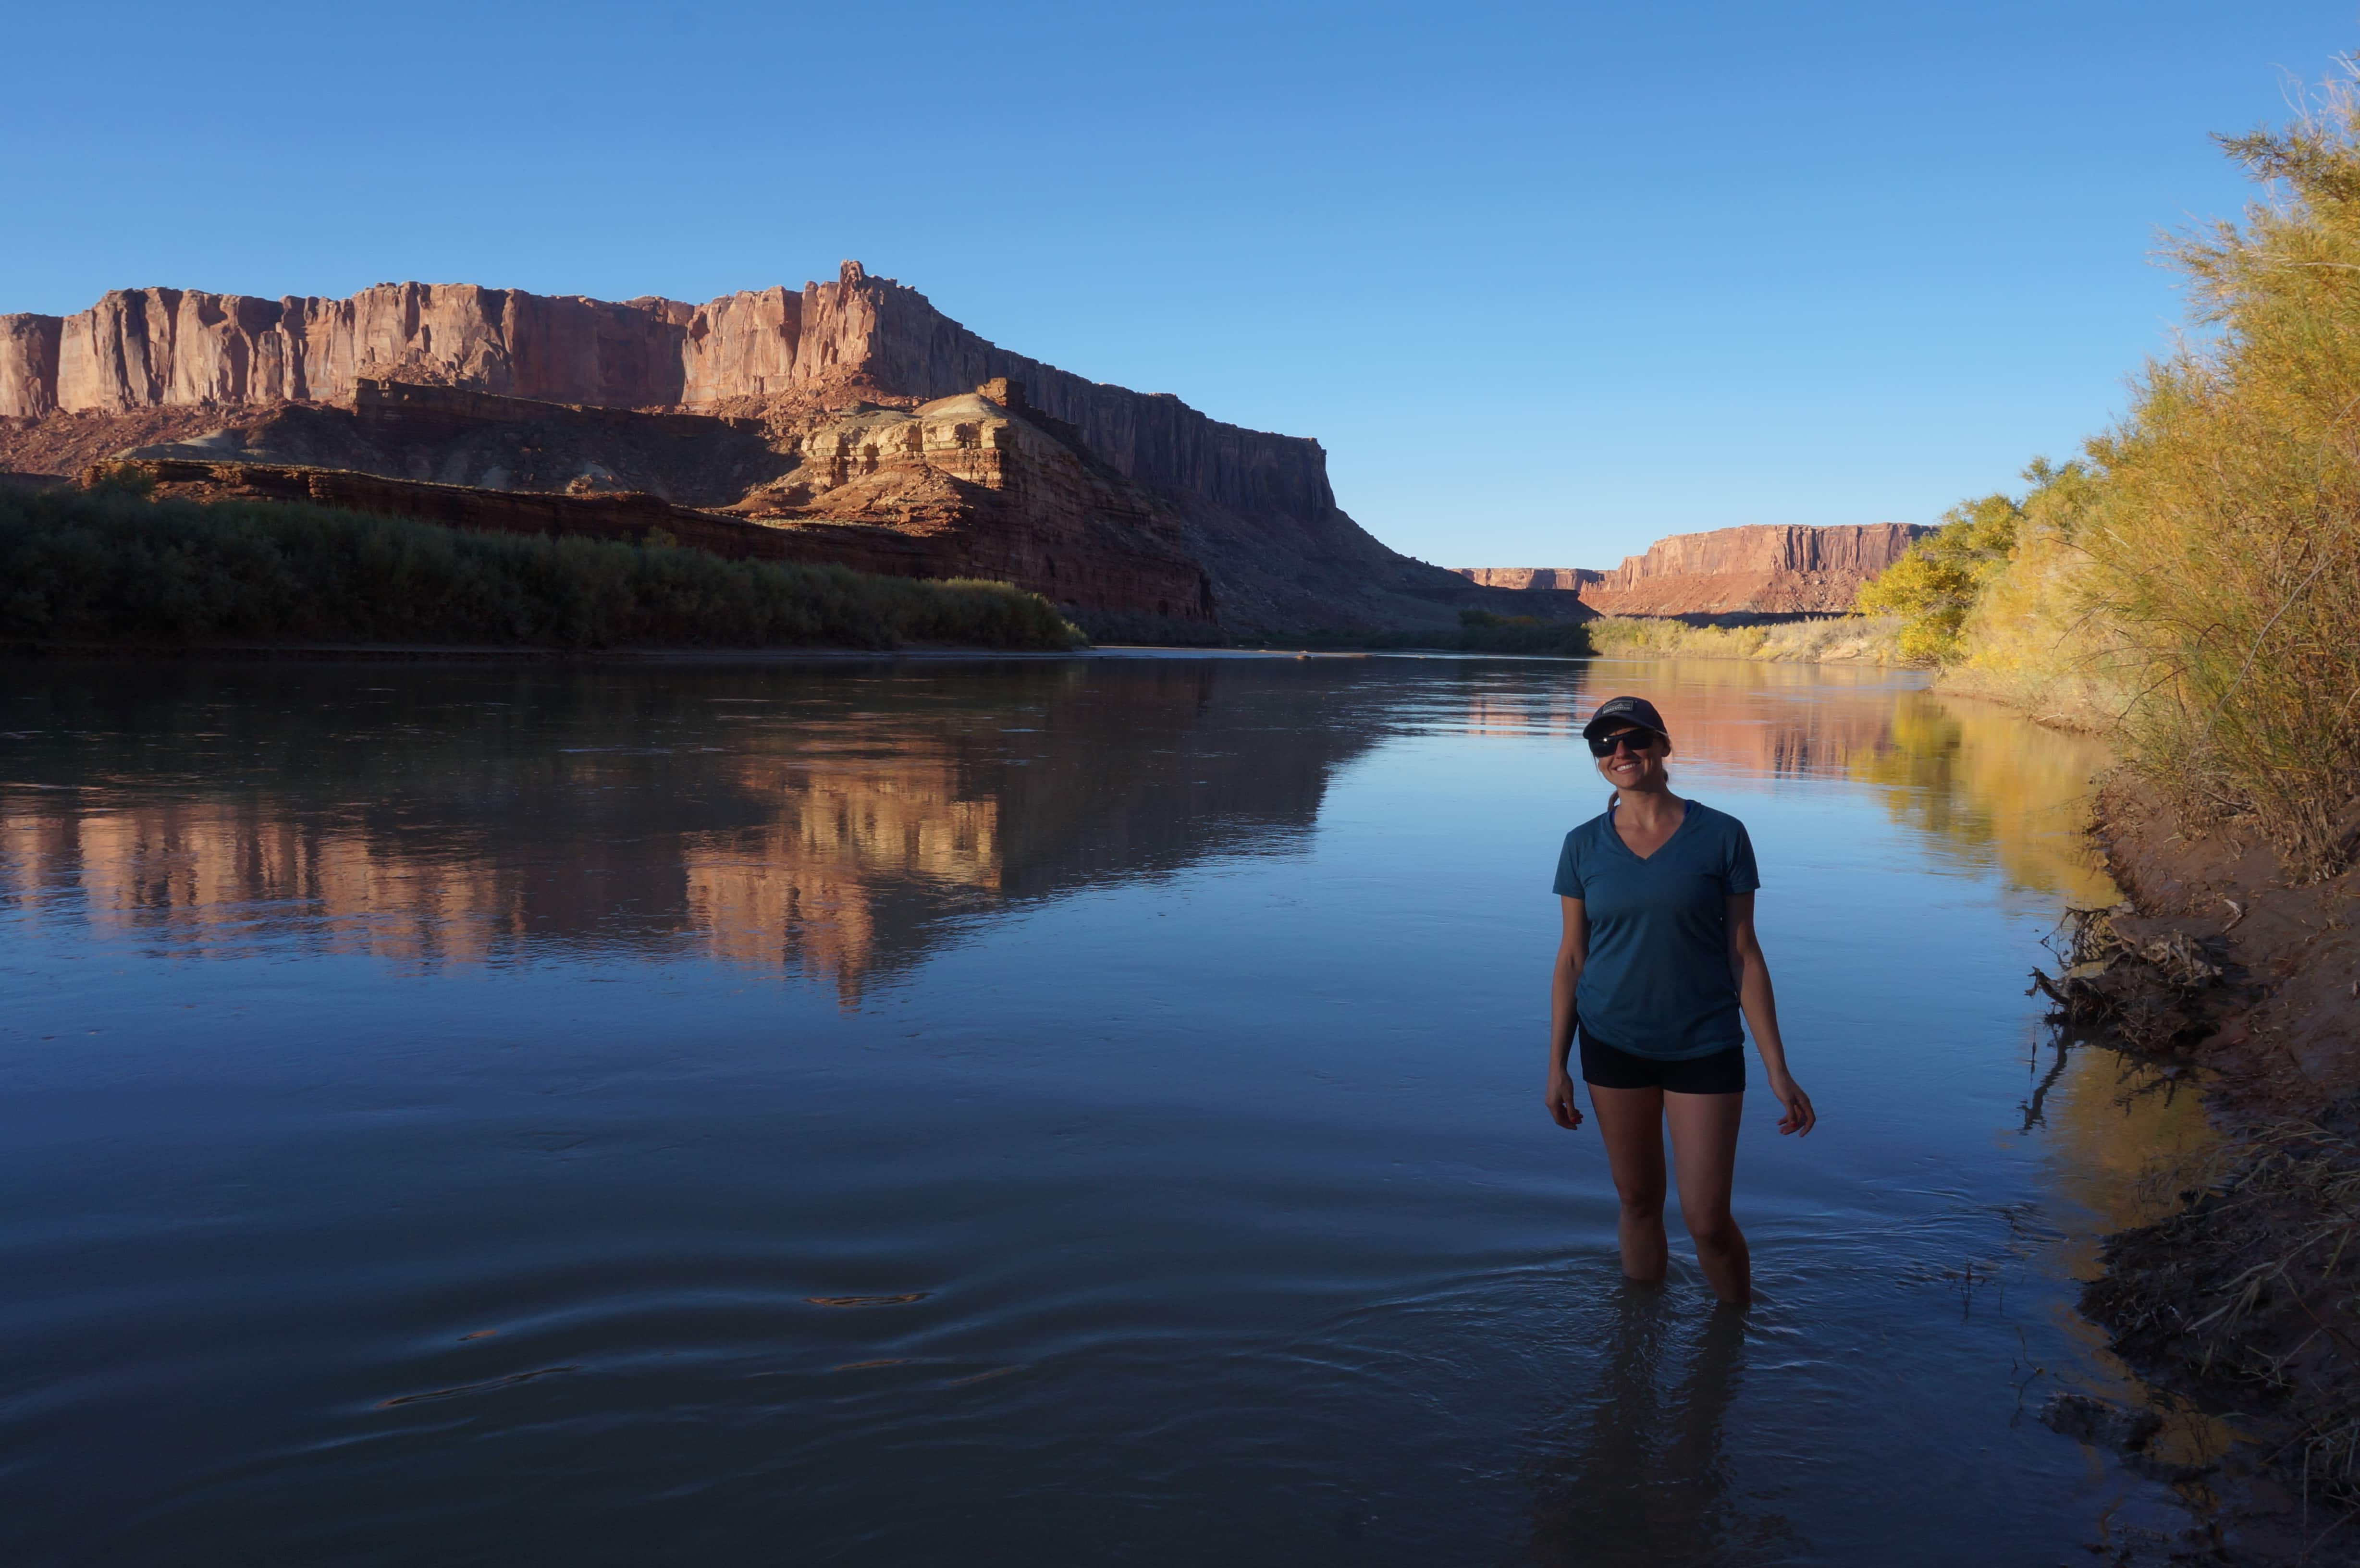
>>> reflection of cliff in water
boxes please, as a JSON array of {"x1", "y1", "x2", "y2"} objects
[{"x1": 0, "y1": 661, "x2": 1388, "y2": 1001}]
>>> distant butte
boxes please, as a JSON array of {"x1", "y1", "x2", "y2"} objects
[{"x1": 1457, "y1": 523, "x2": 1933, "y2": 621}]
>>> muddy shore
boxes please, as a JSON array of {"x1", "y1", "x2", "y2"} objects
[{"x1": 2052, "y1": 780, "x2": 2360, "y2": 1562}]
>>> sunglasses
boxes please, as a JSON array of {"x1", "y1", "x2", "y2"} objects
[{"x1": 1586, "y1": 728, "x2": 1660, "y2": 757}]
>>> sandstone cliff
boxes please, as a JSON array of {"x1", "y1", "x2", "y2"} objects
[
  {"x1": 0, "y1": 265, "x2": 1329, "y2": 526},
  {"x1": 100, "y1": 379, "x2": 1214, "y2": 630},
  {"x1": 1456, "y1": 523, "x2": 1931, "y2": 619},
  {"x1": 2, "y1": 264, "x2": 1510, "y2": 634},
  {"x1": 1456, "y1": 567, "x2": 1603, "y2": 592}
]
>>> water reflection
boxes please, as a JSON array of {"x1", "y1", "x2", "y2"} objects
[
  {"x1": 0, "y1": 661, "x2": 1389, "y2": 1001},
  {"x1": 1486, "y1": 657, "x2": 2115, "y2": 901},
  {"x1": 1524, "y1": 1295, "x2": 1781, "y2": 1566},
  {"x1": 0, "y1": 653, "x2": 2215, "y2": 1564},
  {"x1": 0, "y1": 657, "x2": 2121, "y2": 1011}
]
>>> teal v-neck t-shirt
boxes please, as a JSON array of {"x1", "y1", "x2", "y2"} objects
[{"x1": 1551, "y1": 798, "x2": 1761, "y2": 1060}]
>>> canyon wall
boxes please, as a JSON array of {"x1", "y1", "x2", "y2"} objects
[
  {"x1": 1595, "y1": 523, "x2": 1928, "y2": 587},
  {"x1": 0, "y1": 264, "x2": 1328, "y2": 525},
  {"x1": 1457, "y1": 523, "x2": 1932, "y2": 618},
  {"x1": 1456, "y1": 567, "x2": 1603, "y2": 592}
]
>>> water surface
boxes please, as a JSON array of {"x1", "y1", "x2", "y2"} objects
[{"x1": 0, "y1": 654, "x2": 2215, "y2": 1563}]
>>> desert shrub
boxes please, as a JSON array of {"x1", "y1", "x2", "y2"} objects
[
  {"x1": 0, "y1": 486, "x2": 1083, "y2": 653},
  {"x1": 2069, "y1": 80, "x2": 2360, "y2": 874},
  {"x1": 1856, "y1": 485, "x2": 2039, "y2": 664},
  {"x1": 1939, "y1": 468, "x2": 2130, "y2": 731}
]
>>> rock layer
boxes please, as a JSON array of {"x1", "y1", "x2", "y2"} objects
[
  {"x1": 1457, "y1": 523, "x2": 1931, "y2": 619},
  {"x1": 0, "y1": 265, "x2": 1328, "y2": 524},
  {"x1": 1456, "y1": 567, "x2": 1603, "y2": 592},
  {"x1": 3, "y1": 265, "x2": 1515, "y2": 634},
  {"x1": 98, "y1": 380, "x2": 1214, "y2": 628}
]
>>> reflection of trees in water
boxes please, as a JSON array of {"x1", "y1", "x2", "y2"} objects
[
  {"x1": 1843, "y1": 695, "x2": 2115, "y2": 903},
  {"x1": 0, "y1": 660, "x2": 1393, "y2": 1000},
  {"x1": 1523, "y1": 1291, "x2": 1789, "y2": 1566}
]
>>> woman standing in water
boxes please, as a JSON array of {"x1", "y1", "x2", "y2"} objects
[{"x1": 1542, "y1": 695, "x2": 1815, "y2": 1304}]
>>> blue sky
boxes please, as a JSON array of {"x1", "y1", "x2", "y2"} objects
[{"x1": 4, "y1": 1, "x2": 2352, "y2": 567}]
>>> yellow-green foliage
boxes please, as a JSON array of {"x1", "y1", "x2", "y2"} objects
[
  {"x1": 2068, "y1": 85, "x2": 2360, "y2": 874},
  {"x1": 1855, "y1": 487, "x2": 2028, "y2": 663},
  {"x1": 0, "y1": 485, "x2": 1086, "y2": 652},
  {"x1": 1587, "y1": 614, "x2": 1903, "y2": 664},
  {"x1": 1938, "y1": 463, "x2": 2130, "y2": 731},
  {"x1": 1893, "y1": 74, "x2": 2360, "y2": 874}
]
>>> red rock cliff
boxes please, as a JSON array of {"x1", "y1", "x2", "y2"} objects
[
  {"x1": 1457, "y1": 523, "x2": 1931, "y2": 617},
  {"x1": 0, "y1": 264, "x2": 1329, "y2": 527},
  {"x1": 1455, "y1": 567, "x2": 1603, "y2": 591}
]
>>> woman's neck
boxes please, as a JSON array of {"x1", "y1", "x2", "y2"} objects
[{"x1": 1612, "y1": 784, "x2": 1684, "y2": 832}]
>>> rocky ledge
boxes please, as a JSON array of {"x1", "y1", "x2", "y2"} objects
[{"x1": 87, "y1": 377, "x2": 1215, "y2": 632}]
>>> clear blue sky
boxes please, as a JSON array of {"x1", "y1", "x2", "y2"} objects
[{"x1": 4, "y1": 1, "x2": 2351, "y2": 567}]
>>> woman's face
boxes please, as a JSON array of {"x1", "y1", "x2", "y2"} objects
[{"x1": 1592, "y1": 726, "x2": 1670, "y2": 791}]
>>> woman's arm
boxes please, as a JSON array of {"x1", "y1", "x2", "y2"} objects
[
  {"x1": 1544, "y1": 896, "x2": 1587, "y2": 1129},
  {"x1": 1726, "y1": 893, "x2": 1817, "y2": 1136}
]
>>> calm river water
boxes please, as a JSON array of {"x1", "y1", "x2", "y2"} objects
[{"x1": 0, "y1": 654, "x2": 2223, "y2": 1564}]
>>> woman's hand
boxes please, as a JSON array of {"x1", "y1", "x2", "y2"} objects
[
  {"x1": 1767, "y1": 1071, "x2": 1816, "y2": 1137},
  {"x1": 1544, "y1": 1070, "x2": 1584, "y2": 1130}
]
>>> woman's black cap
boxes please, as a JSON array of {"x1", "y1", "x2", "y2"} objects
[{"x1": 1582, "y1": 695, "x2": 1669, "y2": 742}]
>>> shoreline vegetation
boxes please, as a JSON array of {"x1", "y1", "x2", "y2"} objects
[
  {"x1": 1279, "y1": 609, "x2": 1594, "y2": 657},
  {"x1": 1586, "y1": 613, "x2": 1904, "y2": 665},
  {"x1": 1848, "y1": 70, "x2": 2360, "y2": 1555},
  {"x1": 0, "y1": 483, "x2": 1084, "y2": 654}
]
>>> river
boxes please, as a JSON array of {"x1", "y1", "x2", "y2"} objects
[{"x1": 0, "y1": 653, "x2": 2224, "y2": 1564}]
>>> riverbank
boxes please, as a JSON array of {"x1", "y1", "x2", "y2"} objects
[
  {"x1": 1586, "y1": 614, "x2": 1903, "y2": 664},
  {"x1": 2036, "y1": 777, "x2": 2360, "y2": 1559},
  {"x1": 0, "y1": 484, "x2": 1084, "y2": 653}
]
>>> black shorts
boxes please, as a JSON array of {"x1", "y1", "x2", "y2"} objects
[{"x1": 1579, "y1": 1032, "x2": 1745, "y2": 1095}]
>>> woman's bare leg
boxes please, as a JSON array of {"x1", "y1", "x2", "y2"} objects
[
  {"x1": 1587, "y1": 1085, "x2": 1669, "y2": 1282},
  {"x1": 1665, "y1": 1090, "x2": 1749, "y2": 1304}
]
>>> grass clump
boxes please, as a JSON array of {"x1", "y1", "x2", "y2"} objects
[
  {"x1": 1587, "y1": 614, "x2": 1903, "y2": 664},
  {"x1": 0, "y1": 485, "x2": 1084, "y2": 653}
]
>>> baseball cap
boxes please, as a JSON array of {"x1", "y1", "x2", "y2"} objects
[{"x1": 1581, "y1": 695, "x2": 1669, "y2": 743}]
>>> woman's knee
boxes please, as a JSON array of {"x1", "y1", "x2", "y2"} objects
[
  {"x1": 1680, "y1": 1204, "x2": 1740, "y2": 1249},
  {"x1": 1616, "y1": 1180, "x2": 1667, "y2": 1217}
]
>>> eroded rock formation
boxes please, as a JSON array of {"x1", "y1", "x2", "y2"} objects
[
  {"x1": 3, "y1": 264, "x2": 1523, "y2": 635},
  {"x1": 94, "y1": 377, "x2": 1215, "y2": 629},
  {"x1": 0, "y1": 265, "x2": 1329, "y2": 526},
  {"x1": 1456, "y1": 523, "x2": 1931, "y2": 619}
]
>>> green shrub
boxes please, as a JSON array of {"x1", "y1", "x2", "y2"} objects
[
  {"x1": 0, "y1": 486, "x2": 1084, "y2": 653},
  {"x1": 1855, "y1": 483, "x2": 2049, "y2": 664}
]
